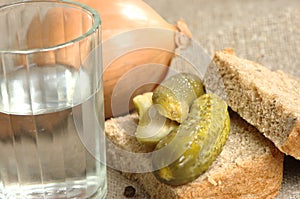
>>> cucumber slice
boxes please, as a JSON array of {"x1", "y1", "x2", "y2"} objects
[
  {"x1": 152, "y1": 94, "x2": 230, "y2": 186},
  {"x1": 152, "y1": 73, "x2": 204, "y2": 123},
  {"x1": 133, "y1": 92, "x2": 178, "y2": 145}
]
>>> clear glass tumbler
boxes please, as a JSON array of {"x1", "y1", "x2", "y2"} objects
[{"x1": 0, "y1": 1, "x2": 106, "y2": 198}]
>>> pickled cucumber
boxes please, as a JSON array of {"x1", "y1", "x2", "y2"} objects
[
  {"x1": 133, "y1": 92, "x2": 153, "y2": 116},
  {"x1": 133, "y1": 92, "x2": 178, "y2": 145},
  {"x1": 152, "y1": 73, "x2": 204, "y2": 123},
  {"x1": 152, "y1": 94, "x2": 230, "y2": 186}
]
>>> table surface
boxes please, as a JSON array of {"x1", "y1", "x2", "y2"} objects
[{"x1": 106, "y1": 0, "x2": 300, "y2": 198}]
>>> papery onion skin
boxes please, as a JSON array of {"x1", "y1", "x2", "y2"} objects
[
  {"x1": 80, "y1": 0, "x2": 176, "y2": 118},
  {"x1": 25, "y1": 0, "x2": 179, "y2": 118},
  {"x1": 79, "y1": 0, "x2": 176, "y2": 41},
  {"x1": 79, "y1": 0, "x2": 178, "y2": 118}
]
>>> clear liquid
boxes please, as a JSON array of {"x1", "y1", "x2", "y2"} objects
[{"x1": 0, "y1": 65, "x2": 106, "y2": 199}]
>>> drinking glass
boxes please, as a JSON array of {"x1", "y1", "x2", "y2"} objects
[{"x1": 0, "y1": 1, "x2": 106, "y2": 198}]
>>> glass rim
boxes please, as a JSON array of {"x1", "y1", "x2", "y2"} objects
[{"x1": 0, "y1": 0, "x2": 101, "y2": 54}]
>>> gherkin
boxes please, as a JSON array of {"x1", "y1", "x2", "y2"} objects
[
  {"x1": 152, "y1": 73, "x2": 204, "y2": 123},
  {"x1": 152, "y1": 94, "x2": 230, "y2": 186},
  {"x1": 133, "y1": 92, "x2": 178, "y2": 145},
  {"x1": 133, "y1": 92, "x2": 153, "y2": 117}
]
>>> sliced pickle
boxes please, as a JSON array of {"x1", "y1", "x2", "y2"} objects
[
  {"x1": 152, "y1": 94, "x2": 230, "y2": 186},
  {"x1": 133, "y1": 92, "x2": 178, "y2": 145},
  {"x1": 133, "y1": 92, "x2": 153, "y2": 116},
  {"x1": 152, "y1": 73, "x2": 204, "y2": 123}
]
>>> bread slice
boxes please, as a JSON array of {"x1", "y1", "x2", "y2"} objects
[
  {"x1": 105, "y1": 111, "x2": 284, "y2": 199},
  {"x1": 203, "y1": 49, "x2": 300, "y2": 160}
]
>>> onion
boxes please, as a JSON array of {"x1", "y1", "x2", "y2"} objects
[
  {"x1": 78, "y1": 0, "x2": 183, "y2": 118},
  {"x1": 79, "y1": 0, "x2": 176, "y2": 41},
  {"x1": 23, "y1": 0, "x2": 189, "y2": 118}
]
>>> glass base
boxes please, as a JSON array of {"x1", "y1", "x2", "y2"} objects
[{"x1": 0, "y1": 177, "x2": 107, "y2": 199}]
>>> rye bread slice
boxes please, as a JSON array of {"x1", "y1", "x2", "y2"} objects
[
  {"x1": 204, "y1": 49, "x2": 300, "y2": 160},
  {"x1": 105, "y1": 112, "x2": 283, "y2": 199}
]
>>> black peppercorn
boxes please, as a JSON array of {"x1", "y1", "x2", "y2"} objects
[{"x1": 123, "y1": 185, "x2": 136, "y2": 198}]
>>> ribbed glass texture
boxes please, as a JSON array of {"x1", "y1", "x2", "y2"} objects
[{"x1": 0, "y1": 1, "x2": 106, "y2": 198}]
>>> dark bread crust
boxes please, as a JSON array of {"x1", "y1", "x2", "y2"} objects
[{"x1": 204, "y1": 49, "x2": 300, "y2": 160}]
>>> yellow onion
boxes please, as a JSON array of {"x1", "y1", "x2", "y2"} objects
[
  {"x1": 24, "y1": 0, "x2": 190, "y2": 118},
  {"x1": 78, "y1": 0, "x2": 190, "y2": 118},
  {"x1": 79, "y1": 0, "x2": 176, "y2": 41}
]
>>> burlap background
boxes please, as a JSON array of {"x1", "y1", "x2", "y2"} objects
[{"x1": 106, "y1": 0, "x2": 300, "y2": 198}]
